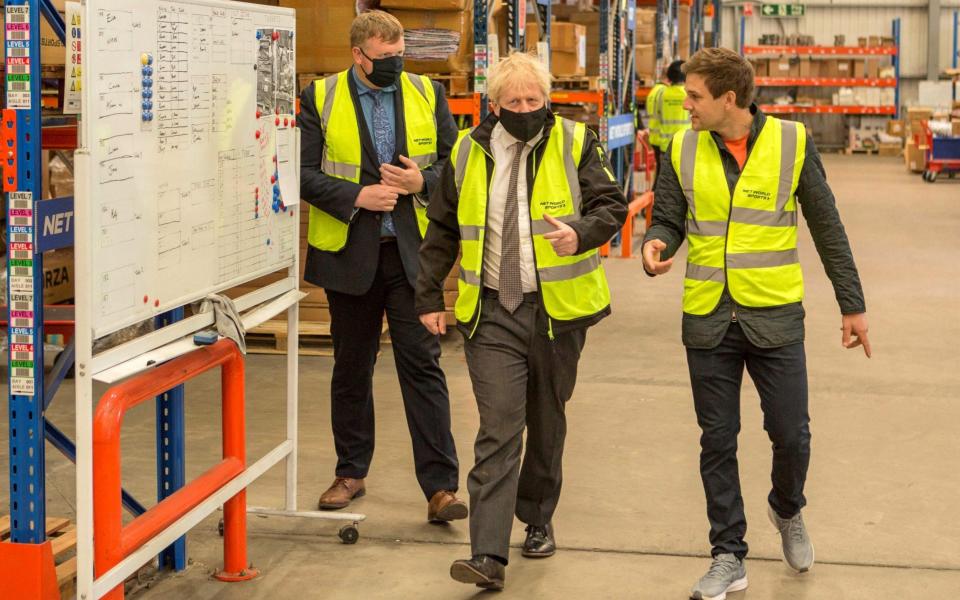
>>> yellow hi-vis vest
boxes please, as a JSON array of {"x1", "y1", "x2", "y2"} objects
[
  {"x1": 671, "y1": 117, "x2": 806, "y2": 316},
  {"x1": 307, "y1": 70, "x2": 437, "y2": 252},
  {"x1": 646, "y1": 83, "x2": 666, "y2": 148},
  {"x1": 450, "y1": 117, "x2": 612, "y2": 339},
  {"x1": 657, "y1": 84, "x2": 691, "y2": 152}
]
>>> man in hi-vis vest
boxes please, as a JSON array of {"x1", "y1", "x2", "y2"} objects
[
  {"x1": 299, "y1": 10, "x2": 466, "y2": 523},
  {"x1": 416, "y1": 53, "x2": 627, "y2": 590},
  {"x1": 642, "y1": 48, "x2": 871, "y2": 600}
]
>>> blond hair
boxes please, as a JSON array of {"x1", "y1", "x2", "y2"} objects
[
  {"x1": 487, "y1": 52, "x2": 552, "y2": 105},
  {"x1": 350, "y1": 10, "x2": 404, "y2": 49}
]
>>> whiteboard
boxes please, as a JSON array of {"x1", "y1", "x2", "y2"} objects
[{"x1": 80, "y1": 0, "x2": 298, "y2": 337}]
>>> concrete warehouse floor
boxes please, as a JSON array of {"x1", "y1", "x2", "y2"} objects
[{"x1": 2, "y1": 154, "x2": 960, "y2": 599}]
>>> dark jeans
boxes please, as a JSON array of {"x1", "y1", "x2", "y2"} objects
[
  {"x1": 325, "y1": 240, "x2": 459, "y2": 499},
  {"x1": 686, "y1": 321, "x2": 810, "y2": 559},
  {"x1": 463, "y1": 290, "x2": 586, "y2": 563}
]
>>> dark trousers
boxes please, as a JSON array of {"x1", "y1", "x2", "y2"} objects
[
  {"x1": 463, "y1": 290, "x2": 586, "y2": 563},
  {"x1": 325, "y1": 241, "x2": 459, "y2": 499},
  {"x1": 686, "y1": 322, "x2": 811, "y2": 559}
]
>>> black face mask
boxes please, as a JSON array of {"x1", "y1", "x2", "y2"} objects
[
  {"x1": 498, "y1": 106, "x2": 548, "y2": 142},
  {"x1": 359, "y1": 48, "x2": 403, "y2": 88}
]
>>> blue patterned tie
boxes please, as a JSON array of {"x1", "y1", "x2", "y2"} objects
[{"x1": 371, "y1": 90, "x2": 396, "y2": 237}]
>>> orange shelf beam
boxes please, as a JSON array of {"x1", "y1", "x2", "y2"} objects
[
  {"x1": 550, "y1": 90, "x2": 605, "y2": 117},
  {"x1": 447, "y1": 94, "x2": 482, "y2": 126},
  {"x1": 760, "y1": 104, "x2": 897, "y2": 115},
  {"x1": 744, "y1": 45, "x2": 897, "y2": 56},
  {"x1": 755, "y1": 77, "x2": 897, "y2": 88}
]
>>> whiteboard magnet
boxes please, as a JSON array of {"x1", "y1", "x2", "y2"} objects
[
  {"x1": 272, "y1": 31, "x2": 280, "y2": 41},
  {"x1": 154, "y1": 299, "x2": 160, "y2": 307},
  {"x1": 143, "y1": 295, "x2": 148, "y2": 304},
  {"x1": 255, "y1": 130, "x2": 261, "y2": 139},
  {"x1": 140, "y1": 53, "x2": 149, "y2": 65},
  {"x1": 275, "y1": 117, "x2": 280, "y2": 126}
]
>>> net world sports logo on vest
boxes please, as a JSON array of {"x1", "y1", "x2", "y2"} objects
[{"x1": 742, "y1": 189, "x2": 774, "y2": 202}]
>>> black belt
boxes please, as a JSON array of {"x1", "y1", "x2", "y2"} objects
[
  {"x1": 380, "y1": 236, "x2": 397, "y2": 244},
  {"x1": 482, "y1": 287, "x2": 539, "y2": 303}
]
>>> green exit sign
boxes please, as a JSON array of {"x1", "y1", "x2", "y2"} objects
[{"x1": 761, "y1": 3, "x2": 805, "y2": 17}]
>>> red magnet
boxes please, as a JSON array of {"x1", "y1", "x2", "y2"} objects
[
  {"x1": 256, "y1": 109, "x2": 262, "y2": 119},
  {"x1": 154, "y1": 299, "x2": 160, "y2": 307},
  {"x1": 284, "y1": 118, "x2": 289, "y2": 126},
  {"x1": 272, "y1": 31, "x2": 280, "y2": 41},
  {"x1": 255, "y1": 130, "x2": 261, "y2": 139},
  {"x1": 270, "y1": 175, "x2": 277, "y2": 183},
  {"x1": 275, "y1": 117, "x2": 280, "y2": 126},
  {"x1": 143, "y1": 295, "x2": 149, "y2": 304}
]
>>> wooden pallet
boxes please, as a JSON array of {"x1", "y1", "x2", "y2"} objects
[
  {"x1": 845, "y1": 146, "x2": 879, "y2": 155},
  {"x1": 553, "y1": 75, "x2": 602, "y2": 91},
  {"x1": 0, "y1": 515, "x2": 78, "y2": 599},
  {"x1": 423, "y1": 72, "x2": 470, "y2": 96},
  {"x1": 245, "y1": 319, "x2": 389, "y2": 356}
]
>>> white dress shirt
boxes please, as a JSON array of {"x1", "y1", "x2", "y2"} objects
[{"x1": 483, "y1": 122, "x2": 541, "y2": 293}]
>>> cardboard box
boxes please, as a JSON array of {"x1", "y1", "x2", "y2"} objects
[
  {"x1": 751, "y1": 59, "x2": 768, "y2": 77},
  {"x1": 773, "y1": 57, "x2": 792, "y2": 77},
  {"x1": 678, "y1": 5, "x2": 690, "y2": 59},
  {"x1": 868, "y1": 35, "x2": 881, "y2": 47},
  {"x1": 886, "y1": 119, "x2": 905, "y2": 137},
  {"x1": 878, "y1": 142, "x2": 901, "y2": 157},
  {"x1": 569, "y1": 12, "x2": 600, "y2": 75},
  {"x1": 822, "y1": 59, "x2": 851, "y2": 78},
  {"x1": 42, "y1": 248, "x2": 74, "y2": 304},
  {"x1": 852, "y1": 60, "x2": 866, "y2": 79},
  {"x1": 279, "y1": 1, "x2": 356, "y2": 74},
  {"x1": 952, "y1": 120, "x2": 960, "y2": 136},
  {"x1": 391, "y1": 8, "x2": 473, "y2": 73},
  {"x1": 381, "y1": 0, "x2": 467, "y2": 8},
  {"x1": 526, "y1": 21, "x2": 585, "y2": 76},
  {"x1": 904, "y1": 138, "x2": 926, "y2": 172},
  {"x1": 636, "y1": 44, "x2": 656, "y2": 81},
  {"x1": 865, "y1": 58, "x2": 881, "y2": 79},
  {"x1": 798, "y1": 58, "x2": 812, "y2": 78},
  {"x1": 637, "y1": 9, "x2": 656, "y2": 45}
]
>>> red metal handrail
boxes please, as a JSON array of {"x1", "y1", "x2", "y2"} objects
[{"x1": 93, "y1": 340, "x2": 256, "y2": 599}]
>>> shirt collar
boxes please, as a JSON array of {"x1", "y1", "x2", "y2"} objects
[
  {"x1": 491, "y1": 121, "x2": 543, "y2": 148},
  {"x1": 351, "y1": 67, "x2": 397, "y2": 95}
]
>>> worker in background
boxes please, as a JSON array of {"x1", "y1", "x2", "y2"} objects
[
  {"x1": 299, "y1": 11, "x2": 466, "y2": 524},
  {"x1": 655, "y1": 59, "x2": 691, "y2": 156},
  {"x1": 415, "y1": 52, "x2": 627, "y2": 591},
  {"x1": 641, "y1": 48, "x2": 871, "y2": 600},
  {"x1": 644, "y1": 65, "x2": 668, "y2": 186}
]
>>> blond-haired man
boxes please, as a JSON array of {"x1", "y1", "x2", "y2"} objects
[
  {"x1": 416, "y1": 52, "x2": 627, "y2": 590},
  {"x1": 299, "y1": 10, "x2": 466, "y2": 522},
  {"x1": 642, "y1": 48, "x2": 870, "y2": 599}
]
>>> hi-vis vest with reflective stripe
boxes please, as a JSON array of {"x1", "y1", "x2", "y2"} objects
[
  {"x1": 657, "y1": 84, "x2": 690, "y2": 152},
  {"x1": 646, "y1": 83, "x2": 666, "y2": 148},
  {"x1": 672, "y1": 117, "x2": 806, "y2": 316},
  {"x1": 307, "y1": 70, "x2": 437, "y2": 252},
  {"x1": 451, "y1": 117, "x2": 612, "y2": 339}
]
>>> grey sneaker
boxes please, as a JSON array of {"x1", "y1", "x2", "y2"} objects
[
  {"x1": 690, "y1": 553, "x2": 748, "y2": 600},
  {"x1": 768, "y1": 504, "x2": 815, "y2": 573}
]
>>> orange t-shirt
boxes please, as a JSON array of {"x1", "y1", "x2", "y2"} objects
[{"x1": 724, "y1": 136, "x2": 749, "y2": 170}]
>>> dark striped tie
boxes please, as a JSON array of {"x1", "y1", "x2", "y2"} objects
[{"x1": 499, "y1": 141, "x2": 525, "y2": 313}]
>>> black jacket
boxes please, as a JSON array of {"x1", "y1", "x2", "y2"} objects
[
  {"x1": 415, "y1": 111, "x2": 629, "y2": 336},
  {"x1": 299, "y1": 70, "x2": 459, "y2": 295},
  {"x1": 643, "y1": 105, "x2": 866, "y2": 349}
]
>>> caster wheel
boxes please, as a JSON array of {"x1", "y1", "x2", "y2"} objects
[
  {"x1": 218, "y1": 518, "x2": 224, "y2": 537},
  {"x1": 928, "y1": 171, "x2": 938, "y2": 183},
  {"x1": 338, "y1": 523, "x2": 359, "y2": 544}
]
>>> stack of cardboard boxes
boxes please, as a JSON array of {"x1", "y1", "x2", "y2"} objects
[
  {"x1": 492, "y1": 5, "x2": 588, "y2": 77},
  {"x1": 280, "y1": 0, "x2": 474, "y2": 76},
  {"x1": 904, "y1": 107, "x2": 933, "y2": 173},
  {"x1": 635, "y1": 9, "x2": 657, "y2": 83}
]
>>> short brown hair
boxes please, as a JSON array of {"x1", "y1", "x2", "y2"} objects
[
  {"x1": 350, "y1": 10, "x2": 403, "y2": 49},
  {"x1": 683, "y1": 48, "x2": 755, "y2": 108}
]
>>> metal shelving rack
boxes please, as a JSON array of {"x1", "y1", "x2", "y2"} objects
[
  {"x1": 743, "y1": 19, "x2": 902, "y2": 118},
  {"x1": 3, "y1": 0, "x2": 188, "y2": 578}
]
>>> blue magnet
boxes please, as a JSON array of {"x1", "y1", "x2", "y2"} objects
[
  {"x1": 266, "y1": 239, "x2": 271, "y2": 246},
  {"x1": 142, "y1": 100, "x2": 153, "y2": 110},
  {"x1": 142, "y1": 77, "x2": 153, "y2": 88},
  {"x1": 142, "y1": 66, "x2": 153, "y2": 76},
  {"x1": 256, "y1": 30, "x2": 262, "y2": 40},
  {"x1": 143, "y1": 88, "x2": 153, "y2": 98}
]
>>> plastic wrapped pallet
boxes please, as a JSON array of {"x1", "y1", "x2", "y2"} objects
[{"x1": 389, "y1": 7, "x2": 473, "y2": 73}]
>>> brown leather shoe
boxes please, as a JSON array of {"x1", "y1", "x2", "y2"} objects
[
  {"x1": 428, "y1": 490, "x2": 468, "y2": 522},
  {"x1": 317, "y1": 477, "x2": 365, "y2": 510}
]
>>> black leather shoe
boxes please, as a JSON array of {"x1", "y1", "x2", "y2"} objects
[
  {"x1": 522, "y1": 523, "x2": 556, "y2": 558},
  {"x1": 450, "y1": 555, "x2": 505, "y2": 590}
]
